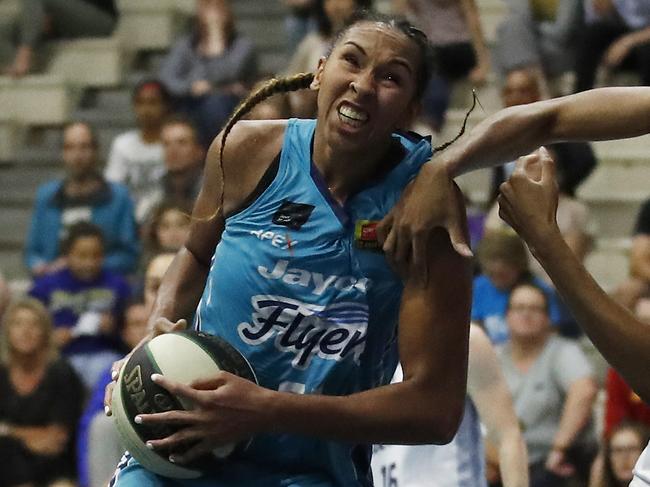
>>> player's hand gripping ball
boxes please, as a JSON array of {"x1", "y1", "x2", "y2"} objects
[{"x1": 111, "y1": 330, "x2": 257, "y2": 478}]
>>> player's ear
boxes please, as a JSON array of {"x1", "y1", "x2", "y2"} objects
[{"x1": 310, "y1": 57, "x2": 326, "y2": 90}]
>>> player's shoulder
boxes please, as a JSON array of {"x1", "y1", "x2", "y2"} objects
[{"x1": 212, "y1": 119, "x2": 288, "y2": 169}]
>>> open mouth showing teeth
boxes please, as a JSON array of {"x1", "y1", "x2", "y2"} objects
[{"x1": 338, "y1": 104, "x2": 369, "y2": 127}]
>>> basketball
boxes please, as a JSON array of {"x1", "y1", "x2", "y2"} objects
[{"x1": 111, "y1": 330, "x2": 257, "y2": 479}]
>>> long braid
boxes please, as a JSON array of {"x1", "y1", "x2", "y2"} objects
[{"x1": 217, "y1": 72, "x2": 315, "y2": 211}]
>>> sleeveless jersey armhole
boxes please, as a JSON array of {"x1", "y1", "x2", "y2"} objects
[{"x1": 224, "y1": 152, "x2": 282, "y2": 219}]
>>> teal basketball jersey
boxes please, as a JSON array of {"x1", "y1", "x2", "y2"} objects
[{"x1": 113, "y1": 119, "x2": 433, "y2": 487}]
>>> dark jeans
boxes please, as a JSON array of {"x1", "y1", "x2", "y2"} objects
[
  {"x1": 179, "y1": 92, "x2": 241, "y2": 149},
  {"x1": 421, "y1": 42, "x2": 478, "y2": 130}
]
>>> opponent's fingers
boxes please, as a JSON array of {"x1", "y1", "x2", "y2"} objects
[
  {"x1": 393, "y1": 222, "x2": 411, "y2": 268},
  {"x1": 382, "y1": 225, "x2": 398, "y2": 257},
  {"x1": 111, "y1": 358, "x2": 126, "y2": 381},
  {"x1": 539, "y1": 149, "x2": 557, "y2": 185},
  {"x1": 376, "y1": 211, "x2": 393, "y2": 245},
  {"x1": 513, "y1": 151, "x2": 543, "y2": 181}
]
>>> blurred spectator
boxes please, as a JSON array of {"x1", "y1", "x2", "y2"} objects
[
  {"x1": 473, "y1": 230, "x2": 563, "y2": 344},
  {"x1": 159, "y1": 0, "x2": 258, "y2": 148},
  {"x1": 2, "y1": 0, "x2": 117, "y2": 77},
  {"x1": 29, "y1": 222, "x2": 130, "y2": 390},
  {"x1": 77, "y1": 301, "x2": 149, "y2": 487},
  {"x1": 145, "y1": 201, "x2": 191, "y2": 255},
  {"x1": 631, "y1": 197, "x2": 650, "y2": 284},
  {"x1": 77, "y1": 253, "x2": 175, "y2": 487},
  {"x1": 393, "y1": 0, "x2": 491, "y2": 132},
  {"x1": 136, "y1": 117, "x2": 204, "y2": 223},
  {"x1": 603, "y1": 296, "x2": 650, "y2": 438},
  {"x1": 24, "y1": 121, "x2": 140, "y2": 277},
  {"x1": 143, "y1": 253, "x2": 176, "y2": 310},
  {"x1": 104, "y1": 80, "x2": 171, "y2": 207},
  {"x1": 489, "y1": 69, "x2": 597, "y2": 204},
  {"x1": 575, "y1": 0, "x2": 650, "y2": 92},
  {"x1": 0, "y1": 269, "x2": 10, "y2": 324},
  {"x1": 284, "y1": 0, "x2": 372, "y2": 118},
  {"x1": 499, "y1": 282, "x2": 598, "y2": 487},
  {"x1": 282, "y1": 0, "x2": 317, "y2": 49},
  {"x1": 0, "y1": 297, "x2": 84, "y2": 487},
  {"x1": 494, "y1": 0, "x2": 583, "y2": 93},
  {"x1": 590, "y1": 421, "x2": 650, "y2": 487}
]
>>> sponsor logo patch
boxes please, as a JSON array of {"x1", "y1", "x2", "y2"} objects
[
  {"x1": 354, "y1": 220, "x2": 381, "y2": 251},
  {"x1": 272, "y1": 201, "x2": 315, "y2": 230}
]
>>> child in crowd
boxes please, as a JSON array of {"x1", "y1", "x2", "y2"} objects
[
  {"x1": 29, "y1": 222, "x2": 130, "y2": 390},
  {"x1": 145, "y1": 201, "x2": 191, "y2": 254}
]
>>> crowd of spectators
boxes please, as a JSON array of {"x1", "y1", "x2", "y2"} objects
[{"x1": 0, "y1": 0, "x2": 649, "y2": 486}]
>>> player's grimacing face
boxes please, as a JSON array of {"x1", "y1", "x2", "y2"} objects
[{"x1": 314, "y1": 23, "x2": 420, "y2": 146}]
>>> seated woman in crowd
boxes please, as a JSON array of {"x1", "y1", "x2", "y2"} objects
[
  {"x1": 392, "y1": 0, "x2": 491, "y2": 132},
  {"x1": 0, "y1": 297, "x2": 84, "y2": 487},
  {"x1": 159, "y1": 0, "x2": 258, "y2": 148}
]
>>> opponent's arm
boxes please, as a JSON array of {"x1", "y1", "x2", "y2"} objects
[
  {"x1": 498, "y1": 153, "x2": 650, "y2": 402},
  {"x1": 378, "y1": 87, "x2": 650, "y2": 265},
  {"x1": 467, "y1": 325, "x2": 528, "y2": 487}
]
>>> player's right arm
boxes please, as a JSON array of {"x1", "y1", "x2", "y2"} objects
[{"x1": 467, "y1": 325, "x2": 529, "y2": 487}]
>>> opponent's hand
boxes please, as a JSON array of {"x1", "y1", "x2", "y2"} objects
[
  {"x1": 104, "y1": 317, "x2": 188, "y2": 416},
  {"x1": 497, "y1": 147, "x2": 560, "y2": 255},
  {"x1": 377, "y1": 161, "x2": 472, "y2": 284},
  {"x1": 135, "y1": 371, "x2": 273, "y2": 464}
]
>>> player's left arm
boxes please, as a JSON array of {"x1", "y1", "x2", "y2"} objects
[
  {"x1": 467, "y1": 325, "x2": 529, "y2": 487},
  {"x1": 281, "y1": 184, "x2": 472, "y2": 444}
]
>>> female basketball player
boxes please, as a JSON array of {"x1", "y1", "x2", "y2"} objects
[{"x1": 106, "y1": 11, "x2": 472, "y2": 487}]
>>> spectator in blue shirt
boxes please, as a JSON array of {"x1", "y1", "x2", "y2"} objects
[
  {"x1": 473, "y1": 229, "x2": 563, "y2": 344},
  {"x1": 24, "y1": 121, "x2": 140, "y2": 277}
]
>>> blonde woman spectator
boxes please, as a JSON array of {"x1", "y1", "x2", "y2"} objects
[{"x1": 0, "y1": 297, "x2": 84, "y2": 487}]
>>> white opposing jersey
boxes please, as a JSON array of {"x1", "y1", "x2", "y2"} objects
[{"x1": 371, "y1": 365, "x2": 487, "y2": 487}]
